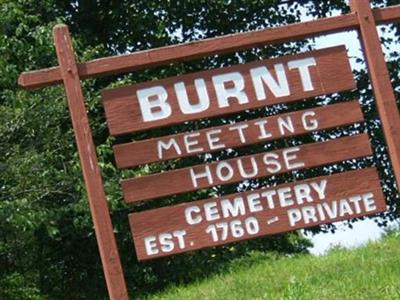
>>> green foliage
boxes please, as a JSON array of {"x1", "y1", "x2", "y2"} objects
[
  {"x1": 0, "y1": 273, "x2": 42, "y2": 300},
  {"x1": 148, "y1": 233, "x2": 400, "y2": 299},
  {"x1": 0, "y1": 0, "x2": 399, "y2": 299}
]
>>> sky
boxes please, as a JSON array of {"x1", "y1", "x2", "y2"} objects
[{"x1": 298, "y1": 8, "x2": 400, "y2": 255}]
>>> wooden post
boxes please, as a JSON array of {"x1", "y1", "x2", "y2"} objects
[
  {"x1": 350, "y1": 0, "x2": 400, "y2": 191},
  {"x1": 18, "y1": 5, "x2": 400, "y2": 90},
  {"x1": 53, "y1": 25, "x2": 129, "y2": 300},
  {"x1": 16, "y1": 4, "x2": 400, "y2": 297}
]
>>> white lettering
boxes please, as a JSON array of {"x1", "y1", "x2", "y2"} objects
[
  {"x1": 363, "y1": 192, "x2": 377, "y2": 212},
  {"x1": 212, "y1": 72, "x2": 249, "y2": 108},
  {"x1": 288, "y1": 208, "x2": 302, "y2": 226},
  {"x1": 190, "y1": 166, "x2": 213, "y2": 188},
  {"x1": 263, "y1": 153, "x2": 282, "y2": 173},
  {"x1": 302, "y1": 111, "x2": 319, "y2": 131},
  {"x1": 277, "y1": 116, "x2": 295, "y2": 135},
  {"x1": 288, "y1": 57, "x2": 317, "y2": 91},
  {"x1": 254, "y1": 120, "x2": 273, "y2": 140},
  {"x1": 278, "y1": 187, "x2": 294, "y2": 207},
  {"x1": 293, "y1": 184, "x2": 312, "y2": 205},
  {"x1": 261, "y1": 190, "x2": 276, "y2": 209},
  {"x1": 173, "y1": 230, "x2": 187, "y2": 249},
  {"x1": 159, "y1": 233, "x2": 174, "y2": 252},
  {"x1": 229, "y1": 123, "x2": 249, "y2": 143},
  {"x1": 137, "y1": 86, "x2": 171, "y2": 122},
  {"x1": 349, "y1": 195, "x2": 363, "y2": 214},
  {"x1": 185, "y1": 206, "x2": 202, "y2": 225},
  {"x1": 339, "y1": 198, "x2": 354, "y2": 216},
  {"x1": 204, "y1": 202, "x2": 220, "y2": 221},
  {"x1": 175, "y1": 79, "x2": 210, "y2": 114},
  {"x1": 144, "y1": 236, "x2": 158, "y2": 255},
  {"x1": 302, "y1": 206, "x2": 318, "y2": 224},
  {"x1": 247, "y1": 193, "x2": 263, "y2": 212},
  {"x1": 216, "y1": 162, "x2": 234, "y2": 182},
  {"x1": 283, "y1": 147, "x2": 305, "y2": 170},
  {"x1": 157, "y1": 138, "x2": 182, "y2": 159},
  {"x1": 310, "y1": 180, "x2": 327, "y2": 200},
  {"x1": 221, "y1": 197, "x2": 246, "y2": 218},
  {"x1": 206, "y1": 129, "x2": 225, "y2": 150},
  {"x1": 322, "y1": 201, "x2": 338, "y2": 219},
  {"x1": 250, "y1": 64, "x2": 290, "y2": 100},
  {"x1": 237, "y1": 157, "x2": 258, "y2": 178},
  {"x1": 184, "y1": 132, "x2": 204, "y2": 153}
]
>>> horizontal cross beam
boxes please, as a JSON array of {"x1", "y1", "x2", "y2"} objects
[{"x1": 18, "y1": 5, "x2": 400, "y2": 89}]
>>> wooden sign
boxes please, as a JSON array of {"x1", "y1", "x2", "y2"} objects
[
  {"x1": 114, "y1": 101, "x2": 363, "y2": 168},
  {"x1": 129, "y1": 168, "x2": 386, "y2": 261},
  {"x1": 18, "y1": 2, "x2": 400, "y2": 298},
  {"x1": 122, "y1": 134, "x2": 372, "y2": 203},
  {"x1": 102, "y1": 46, "x2": 355, "y2": 135}
]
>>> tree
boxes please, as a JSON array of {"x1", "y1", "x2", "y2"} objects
[{"x1": 0, "y1": 0, "x2": 398, "y2": 299}]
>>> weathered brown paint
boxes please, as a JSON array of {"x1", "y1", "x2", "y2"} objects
[
  {"x1": 114, "y1": 101, "x2": 364, "y2": 168},
  {"x1": 102, "y1": 46, "x2": 355, "y2": 135},
  {"x1": 122, "y1": 134, "x2": 372, "y2": 203},
  {"x1": 18, "y1": 6, "x2": 400, "y2": 90},
  {"x1": 350, "y1": 1, "x2": 400, "y2": 191},
  {"x1": 129, "y1": 168, "x2": 386, "y2": 261},
  {"x1": 53, "y1": 26, "x2": 129, "y2": 300},
  {"x1": 17, "y1": 2, "x2": 400, "y2": 297}
]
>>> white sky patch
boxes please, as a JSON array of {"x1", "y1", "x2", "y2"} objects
[
  {"x1": 307, "y1": 219, "x2": 385, "y2": 255},
  {"x1": 297, "y1": 5, "x2": 399, "y2": 255}
]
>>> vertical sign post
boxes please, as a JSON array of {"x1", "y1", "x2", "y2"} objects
[
  {"x1": 53, "y1": 25, "x2": 129, "y2": 300},
  {"x1": 351, "y1": 0, "x2": 400, "y2": 189},
  {"x1": 17, "y1": 2, "x2": 400, "y2": 298}
]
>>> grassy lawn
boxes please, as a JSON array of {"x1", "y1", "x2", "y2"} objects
[{"x1": 145, "y1": 232, "x2": 400, "y2": 300}]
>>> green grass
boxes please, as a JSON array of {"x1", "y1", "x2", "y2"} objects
[{"x1": 145, "y1": 233, "x2": 400, "y2": 300}]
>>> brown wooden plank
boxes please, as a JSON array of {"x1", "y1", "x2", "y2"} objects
[
  {"x1": 18, "y1": 5, "x2": 400, "y2": 90},
  {"x1": 372, "y1": 4, "x2": 400, "y2": 25},
  {"x1": 129, "y1": 167, "x2": 386, "y2": 261},
  {"x1": 103, "y1": 46, "x2": 355, "y2": 135},
  {"x1": 350, "y1": 1, "x2": 400, "y2": 191},
  {"x1": 122, "y1": 134, "x2": 372, "y2": 203},
  {"x1": 114, "y1": 101, "x2": 364, "y2": 168},
  {"x1": 53, "y1": 25, "x2": 129, "y2": 300}
]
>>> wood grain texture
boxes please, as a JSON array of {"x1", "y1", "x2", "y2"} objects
[
  {"x1": 18, "y1": 5, "x2": 400, "y2": 89},
  {"x1": 103, "y1": 46, "x2": 355, "y2": 135},
  {"x1": 53, "y1": 25, "x2": 129, "y2": 300},
  {"x1": 114, "y1": 101, "x2": 364, "y2": 168},
  {"x1": 122, "y1": 134, "x2": 372, "y2": 203},
  {"x1": 351, "y1": 1, "x2": 400, "y2": 191},
  {"x1": 129, "y1": 168, "x2": 386, "y2": 261}
]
